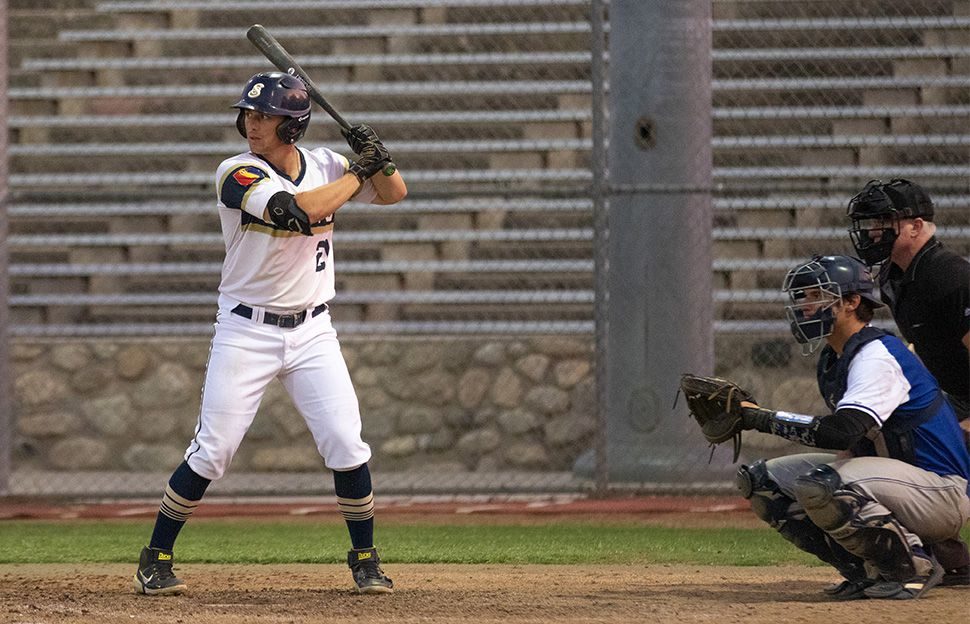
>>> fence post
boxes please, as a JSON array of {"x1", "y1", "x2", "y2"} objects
[
  {"x1": 0, "y1": 0, "x2": 10, "y2": 497},
  {"x1": 578, "y1": 0, "x2": 721, "y2": 484},
  {"x1": 589, "y1": 0, "x2": 610, "y2": 495}
]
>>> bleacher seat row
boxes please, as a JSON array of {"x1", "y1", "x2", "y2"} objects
[{"x1": 6, "y1": 0, "x2": 970, "y2": 334}]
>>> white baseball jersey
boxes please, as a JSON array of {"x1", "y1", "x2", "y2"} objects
[
  {"x1": 215, "y1": 146, "x2": 377, "y2": 310},
  {"x1": 183, "y1": 146, "x2": 379, "y2": 480}
]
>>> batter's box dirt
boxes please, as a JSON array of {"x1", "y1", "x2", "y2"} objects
[{"x1": 0, "y1": 563, "x2": 965, "y2": 624}]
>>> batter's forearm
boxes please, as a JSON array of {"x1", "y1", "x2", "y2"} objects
[
  {"x1": 294, "y1": 175, "x2": 362, "y2": 222},
  {"x1": 370, "y1": 170, "x2": 407, "y2": 205}
]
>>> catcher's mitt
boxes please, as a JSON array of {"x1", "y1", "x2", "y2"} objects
[{"x1": 677, "y1": 373, "x2": 755, "y2": 463}]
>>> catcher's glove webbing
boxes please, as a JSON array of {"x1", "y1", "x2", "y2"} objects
[{"x1": 677, "y1": 373, "x2": 755, "y2": 463}]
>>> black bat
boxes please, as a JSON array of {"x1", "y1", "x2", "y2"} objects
[{"x1": 246, "y1": 24, "x2": 352, "y2": 132}]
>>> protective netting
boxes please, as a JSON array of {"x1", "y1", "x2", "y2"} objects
[{"x1": 2, "y1": 0, "x2": 966, "y2": 496}]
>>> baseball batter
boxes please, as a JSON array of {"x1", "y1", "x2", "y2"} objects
[
  {"x1": 133, "y1": 71, "x2": 406, "y2": 596},
  {"x1": 733, "y1": 256, "x2": 970, "y2": 600}
]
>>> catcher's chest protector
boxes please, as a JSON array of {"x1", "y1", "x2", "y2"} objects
[
  {"x1": 818, "y1": 327, "x2": 944, "y2": 464},
  {"x1": 817, "y1": 326, "x2": 886, "y2": 410}
]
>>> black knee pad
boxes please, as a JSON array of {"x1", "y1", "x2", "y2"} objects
[
  {"x1": 793, "y1": 464, "x2": 843, "y2": 510},
  {"x1": 737, "y1": 460, "x2": 793, "y2": 527},
  {"x1": 736, "y1": 459, "x2": 770, "y2": 499}
]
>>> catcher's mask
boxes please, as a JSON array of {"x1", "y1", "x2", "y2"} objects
[
  {"x1": 233, "y1": 71, "x2": 311, "y2": 145},
  {"x1": 846, "y1": 178, "x2": 934, "y2": 266},
  {"x1": 782, "y1": 255, "x2": 883, "y2": 355}
]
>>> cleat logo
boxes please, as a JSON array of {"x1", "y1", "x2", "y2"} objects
[
  {"x1": 157, "y1": 553, "x2": 172, "y2": 561},
  {"x1": 357, "y1": 552, "x2": 372, "y2": 560}
]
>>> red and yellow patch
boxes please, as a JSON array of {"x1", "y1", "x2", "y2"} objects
[{"x1": 232, "y1": 167, "x2": 264, "y2": 187}]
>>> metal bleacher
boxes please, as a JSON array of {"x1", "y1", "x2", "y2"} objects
[{"x1": 7, "y1": 0, "x2": 970, "y2": 336}]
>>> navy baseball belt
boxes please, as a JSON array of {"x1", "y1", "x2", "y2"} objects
[{"x1": 230, "y1": 302, "x2": 328, "y2": 328}]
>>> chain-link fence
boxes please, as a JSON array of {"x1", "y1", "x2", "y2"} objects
[
  {"x1": 2, "y1": 0, "x2": 967, "y2": 497},
  {"x1": 709, "y1": 0, "x2": 970, "y2": 470}
]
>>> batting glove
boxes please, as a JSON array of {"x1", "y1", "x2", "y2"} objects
[{"x1": 342, "y1": 124, "x2": 384, "y2": 156}]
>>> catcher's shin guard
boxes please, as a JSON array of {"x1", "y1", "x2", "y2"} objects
[
  {"x1": 793, "y1": 465, "x2": 917, "y2": 583},
  {"x1": 738, "y1": 461, "x2": 866, "y2": 583}
]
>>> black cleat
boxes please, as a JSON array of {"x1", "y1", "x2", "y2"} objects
[
  {"x1": 863, "y1": 555, "x2": 945, "y2": 600},
  {"x1": 941, "y1": 565, "x2": 970, "y2": 587},
  {"x1": 347, "y1": 547, "x2": 394, "y2": 594},
  {"x1": 823, "y1": 578, "x2": 875, "y2": 600},
  {"x1": 928, "y1": 538, "x2": 970, "y2": 586},
  {"x1": 133, "y1": 546, "x2": 187, "y2": 596}
]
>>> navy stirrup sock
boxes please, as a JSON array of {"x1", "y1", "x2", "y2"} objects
[
  {"x1": 333, "y1": 464, "x2": 375, "y2": 550},
  {"x1": 149, "y1": 461, "x2": 211, "y2": 551}
]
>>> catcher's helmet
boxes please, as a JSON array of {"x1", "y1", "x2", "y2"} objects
[
  {"x1": 233, "y1": 72, "x2": 311, "y2": 145},
  {"x1": 846, "y1": 178, "x2": 934, "y2": 266},
  {"x1": 782, "y1": 255, "x2": 883, "y2": 354}
]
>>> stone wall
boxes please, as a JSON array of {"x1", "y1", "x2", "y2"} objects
[
  {"x1": 10, "y1": 335, "x2": 823, "y2": 477},
  {"x1": 10, "y1": 336, "x2": 598, "y2": 475}
]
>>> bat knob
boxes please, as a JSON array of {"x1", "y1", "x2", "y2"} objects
[{"x1": 381, "y1": 163, "x2": 397, "y2": 177}]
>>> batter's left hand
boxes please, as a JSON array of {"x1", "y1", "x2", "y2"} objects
[
  {"x1": 342, "y1": 124, "x2": 383, "y2": 155},
  {"x1": 349, "y1": 142, "x2": 392, "y2": 183}
]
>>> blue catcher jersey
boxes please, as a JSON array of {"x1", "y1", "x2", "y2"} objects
[{"x1": 838, "y1": 334, "x2": 970, "y2": 481}]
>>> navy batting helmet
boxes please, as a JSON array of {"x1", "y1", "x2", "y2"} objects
[
  {"x1": 846, "y1": 179, "x2": 934, "y2": 266},
  {"x1": 782, "y1": 255, "x2": 883, "y2": 354},
  {"x1": 233, "y1": 72, "x2": 311, "y2": 145}
]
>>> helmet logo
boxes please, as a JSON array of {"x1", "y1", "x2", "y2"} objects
[{"x1": 248, "y1": 83, "x2": 264, "y2": 98}]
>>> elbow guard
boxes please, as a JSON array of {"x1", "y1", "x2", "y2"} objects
[{"x1": 266, "y1": 191, "x2": 311, "y2": 235}]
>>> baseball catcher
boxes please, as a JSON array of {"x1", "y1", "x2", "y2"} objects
[{"x1": 688, "y1": 255, "x2": 970, "y2": 600}]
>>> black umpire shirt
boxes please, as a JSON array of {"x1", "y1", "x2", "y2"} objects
[{"x1": 879, "y1": 237, "x2": 970, "y2": 402}]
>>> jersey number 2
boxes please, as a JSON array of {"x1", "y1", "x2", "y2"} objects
[{"x1": 315, "y1": 240, "x2": 331, "y2": 272}]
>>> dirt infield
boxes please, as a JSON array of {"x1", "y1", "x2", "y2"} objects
[
  {"x1": 2, "y1": 562, "x2": 966, "y2": 624},
  {"x1": 2, "y1": 500, "x2": 966, "y2": 622}
]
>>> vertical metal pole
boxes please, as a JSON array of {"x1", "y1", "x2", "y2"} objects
[
  {"x1": 600, "y1": 0, "x2": 717, "y2": 482},
  {"x1": 0, "y1": 0, "x2": 11, "y2": 496},
  {"x1": 589, "y1": 0, "x2": 609, "y2": 494}
]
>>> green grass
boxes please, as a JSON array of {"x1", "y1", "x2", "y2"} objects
[
  {"x1": 0, "y1": 519, "x2": 812, "y2": 566},
  {"x1": 3, "y1": 520, "x2": 966, "y2": 566}
]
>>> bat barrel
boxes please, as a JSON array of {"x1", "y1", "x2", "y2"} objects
[{"x1": 246, "y1": 24, "x2": 352, "y2": 131}]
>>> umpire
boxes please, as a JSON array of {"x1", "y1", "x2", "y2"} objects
[
  {"x1": 847, "y1": 178, "x2": 970, "y2": 424},
  {"x1": 847, "y1": 178, "x2": 970, "y2": 587}
]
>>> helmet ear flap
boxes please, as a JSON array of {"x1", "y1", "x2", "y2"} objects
[
  {"x1": 275, "y1": 112, "x2": 310, "y2": 144},
  {"x1": 236, "y1": 110, "x2": 248, "y2": 139}
]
